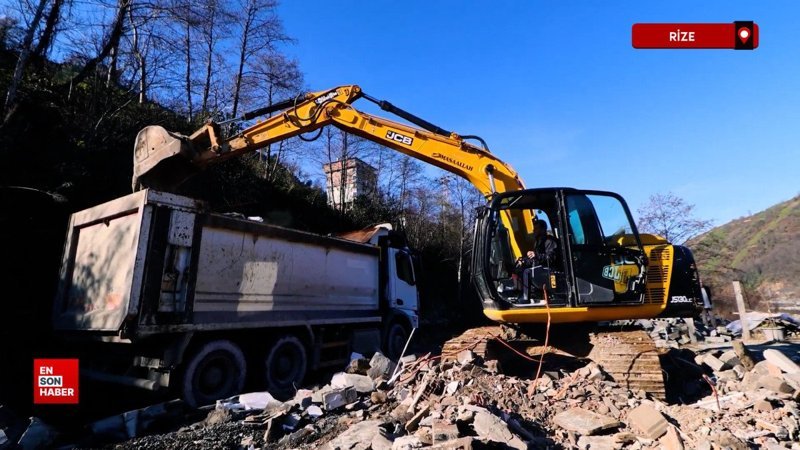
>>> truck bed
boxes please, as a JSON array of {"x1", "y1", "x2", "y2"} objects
[{"x1": 53, "y1": 190, "x2": 383, "y2": 338}]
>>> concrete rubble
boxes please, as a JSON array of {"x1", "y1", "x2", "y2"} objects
[{"x1": 3, "y1": 334, "x2": 800, "y2": 449}]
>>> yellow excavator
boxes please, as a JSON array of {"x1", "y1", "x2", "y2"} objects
[{"x1": 134, "y1": 85, "x2": 704, "y2": 396}]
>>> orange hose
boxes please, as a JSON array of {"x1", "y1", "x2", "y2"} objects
[{"x1": 531, "y1": 286, "x2": 552, "y2": 393}]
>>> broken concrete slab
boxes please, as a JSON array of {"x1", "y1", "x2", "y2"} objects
[
  {"x1": 660, "y1": 426, "x2": 685, "y2": 450},
  {"x1": 331, "y1": 372, "x2": 376, "y2": 393},
  {"x1": 456, "y1": 350, "x2": 476, "y2": 365},
  {"x1": 764, "y1": 349, "x2": 800, "y2": 375},
  {"x1": 369, "y1": 352, "x2": 397, "y2": 380},
  {"x1": 703, "y1": 355, "x2": 731, "y2": 372},
  {"x1": 306, "y1": 405, "x2": 324, "y2": 418},
  {"x1": 576, "y1": 435, "x2": 618, "y2": 450},
  {"x1": 405, "y1": 404, "x2": 430, "y2": 433},
  {"x1": 322, "y1": 420, "x2": 382, "y2": 450},
  {"x1": 392, "y1": 435, "x2": 424, "y2": 450},
  {"x1": 628, "y1": 404, "x2": 668, "y2": 439},
  {"x1": 323, "y1": 386, "x2": 358, "y2": 410},
  {"x1": 372, "y1": 433, "x2": 393, "y2": 450},
  {"x1": 431, "y1": 421, "x2": 461, "y2": 442},
  {"x1": 472, "y1": 410, "x2": 526, "y2": 450},
  {"x1": 783, "y1": 373, "x2": 800, "y2": 392},
  {"x1": 238, "y1": 391, "x2": 283, "y2": 411},
  {"x1": 757, "y1": 375, "x2": 795, "y2": 394},
  {"x1": 553, "y1": 407, "x2": 621, "y2": 436},
  {"x1": 719, "y1": 349, "x2": 741, "y2": 367},
  {"x1": 755, "y1": 399, "x2": 775, "y2": 412}
]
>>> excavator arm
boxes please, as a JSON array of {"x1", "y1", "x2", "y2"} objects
[{"x1": 133, "y1": 85, "x2": 534, "y2": 255}]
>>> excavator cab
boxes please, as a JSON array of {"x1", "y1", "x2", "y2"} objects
[{"x1": 472, "y1": 188, "x2": 648, "y2": 322}]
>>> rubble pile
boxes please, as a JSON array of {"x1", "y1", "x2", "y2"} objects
[
  {"x1": 2, "y1": 332, "x2": 799, "y2": 449},
  {"x1": 99, "y1": 339, "x2": 800, "y2": 450},
  {"x1": 634, "y1": 318, "x2": 733, "y2": 348}
]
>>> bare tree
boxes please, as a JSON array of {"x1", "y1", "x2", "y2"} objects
[
  {"x1": 33, "y1": 0, "x2": 65, "y2": 58},
  {"x1": 442, "y1": 175, "x2": 483, "y2": 281},
  {"x1": 3, "y1": 0, "x2": 49, "y2": 121},
  {"x1": 230, "y1": 0, "x2": 289, "y2": 117},
  {"x1": 637, "y1": 192, "x2": 713, "y2": 244},
  {"x1": 65, "y1": 0, "x2": 130, "y2": 93},
  {"x1": 197, "y1": 0, "x2": 232, "y2": 115}
]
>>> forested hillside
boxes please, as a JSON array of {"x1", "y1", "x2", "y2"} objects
[
  {"x1": 0, "y1": 0, "x2": 489, "y2": 329},
  {"x1": 690, "y1": 195, "x2": 800, "y2": 316}
]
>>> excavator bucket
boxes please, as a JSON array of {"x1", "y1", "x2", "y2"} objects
[{"x1": 132, "y1": 125, "x2": 200, "y2": 192}]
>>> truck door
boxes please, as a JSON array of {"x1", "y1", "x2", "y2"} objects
[
  {"x1": 387, "y1": 248, "x2": 418, "y2": 314},
  {"x1": 563, "y1": 192, "x2": 646, "y2": 305}
]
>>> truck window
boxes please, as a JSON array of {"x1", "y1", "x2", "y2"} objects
[{"x1": 395, "y1": 252, "x2": 416, "y2": 286}]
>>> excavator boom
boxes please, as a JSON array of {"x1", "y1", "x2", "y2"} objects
[{"x1": 133, "y1": 85, "x2": 535, "y2": 255}]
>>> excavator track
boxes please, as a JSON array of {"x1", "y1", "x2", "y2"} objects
[
  {"x1": 587, "y1": 329, "x2": 666, "y2": 400},
  {"x1": 441, "y1": 326, "x2": 666, "y2": 399},
  {"x1": 441, "y1": 326, "x2": 501, "y2": 362}
]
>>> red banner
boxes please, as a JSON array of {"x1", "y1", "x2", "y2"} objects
[
  {"x1": 632, "y1": 22, "x2": 759, "y2": 50},
  {"x1": 33, "y1": 358, "x2": 79, "y2": 404}
]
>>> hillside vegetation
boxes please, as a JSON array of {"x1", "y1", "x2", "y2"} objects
[{"x1": 690, "y1": 195, "x2": 800, "y2": 316}]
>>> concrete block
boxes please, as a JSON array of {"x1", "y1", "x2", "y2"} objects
[
  {"x1": 331, "y1": 372, "x2": 376, "y2": 393},
  {"x1": 754, "y1": 399, "x2": 774, "y2": 412},
  {"x1": 757, "y1": 375, "x2": 795, "y2": 394},
  {"x1": 576, "y1": 435, "x2": 617, "y2": 450},
  {"x1": 719, "y1": 350, "x2": 741, "y2": 367},
  {"x1": 703, "y1": 355, "x2": 731, "y2": 372},
  {"x1": 431, "y1": 421, "x2": 461, "y2": 442},
  {"x1": 553, "y1": 407, "x2": 621, "y2": 436},
  {"x1": 323, "y1": 386, "x2": 357, "y2": 410},
  {"x1": 764, "y1": 349, "x2": 800, "y2": 375},
  {"x1": 472, "y1": 411, "x2": 526, "y2": 449},
  {"x1": 627, "y1": 404, "x2": 668, "y2": 439},
  {"x1": 368, "y1": 352, "x2": 397, "y2": 380},
  {"x1": 659, "y1": 426, "x2": 685, "y2": 450},
  {"x1": 392, "y1": 435, "x2": 423, "y2": 450},
  {"x1": 456, "y1": 350, "x2": 475, "y2": 365}
]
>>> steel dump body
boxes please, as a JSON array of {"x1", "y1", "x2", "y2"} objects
[{"x1": 53, "y1": 190, "x2": 384, "y2": 339}]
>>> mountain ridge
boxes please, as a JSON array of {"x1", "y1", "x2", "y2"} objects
[{"x1": 689, "y1": 194, "x2": 800, "y2": 316}]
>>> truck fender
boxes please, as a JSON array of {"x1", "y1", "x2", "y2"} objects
[{"x1": 163, "y1": 332, "x2": 194, "y2": 367}]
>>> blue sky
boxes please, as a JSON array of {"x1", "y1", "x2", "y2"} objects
[{"x1": 277, "y1": 1, "x2": 800, "y2": 225}]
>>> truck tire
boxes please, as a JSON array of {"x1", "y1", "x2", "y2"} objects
[
  {"x1": 384, "y1": 321, "x2": 410, "y2": 360},
  {"x1": 264, "y1": 335, "x2": 307, "y2": 398},
  {"x1": 181, "y1": 340, "x2": 246, "y2": 407}
]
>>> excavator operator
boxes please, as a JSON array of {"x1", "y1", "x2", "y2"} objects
[{"x1": 516, "y1": 219, "x2": 560, "y2": 303}]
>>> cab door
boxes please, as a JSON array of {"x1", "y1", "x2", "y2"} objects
[
  {"x1": 563, "y1": 192, "x2": 646, "y2": 305},
  {"x1": 387, "y1": 248, "x2": 418, "y2": 313}
]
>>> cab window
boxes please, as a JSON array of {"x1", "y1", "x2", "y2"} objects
[{"x1": 395, "y1": 252, "x2": 416, "y2": 285}]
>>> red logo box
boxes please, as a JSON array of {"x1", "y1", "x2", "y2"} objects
[{"x1": 33, "y1": 359, "x2": 79, "y2": 404}]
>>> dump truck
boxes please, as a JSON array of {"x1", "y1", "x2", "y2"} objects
[{"x1": 52, "y1": 189, "x2": 419, "y2": 406}]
